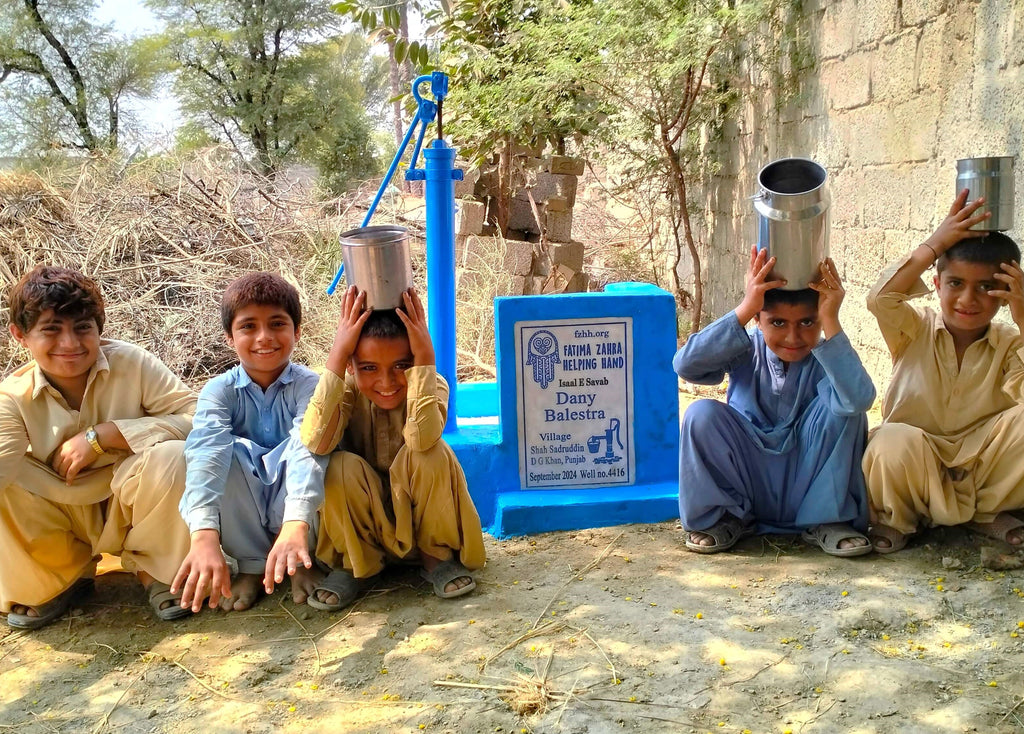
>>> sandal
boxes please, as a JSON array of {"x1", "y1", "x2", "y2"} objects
[
  {"x1": 307, "y1": 569, "x2": 364, "y2": 611},
  {"x1": 684, "y1": 515, "x2": 755, "y2": 554},
  {"x1": 965, "y1": 512, "x2": 1024, "y2": 546},
  {"x1": 420, "y1": 559, "x2": 476, "y2": 599},
  {"x1": 868, "y1": 523, "x2": 911, "y2": 554},
  {"x1": 802, "y1": 523, "x2": 872, "y2": 557},
  {"x1": 146, "y1": 581, "x2": 192, "y2": 621},
  {"x1": 7, "y1": 577, "x2": 95, "y2": 630}
]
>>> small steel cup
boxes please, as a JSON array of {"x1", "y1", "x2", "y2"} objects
[
  {"x1": 338, "y1": 225, "x2": 413, "y2": 309},
  {"x1": 956, "y1": 156, "x2": 1015, "y2": 232}
]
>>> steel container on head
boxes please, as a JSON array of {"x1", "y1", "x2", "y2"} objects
[
  {"x1": 956, "y1": 156, "x2": 1015, "y2": 232},
  {"x1": 337, "y1": 225, "x2": 413, "y2": 309},
  {"x1": 753, "y1": 158, "x2": 830, "y2": 290}
]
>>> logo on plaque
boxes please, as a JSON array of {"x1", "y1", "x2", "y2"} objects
[{"x1": 515, "y1": 318, "x2": 635, "y2": 488}]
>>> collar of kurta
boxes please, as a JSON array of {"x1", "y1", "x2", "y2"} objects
[
  {"x1": 30, "y1": 342, "x2": 111, "y2": 400},
  {"x1": 927, "y1": 308, "x2": 1006, "y2": 349},
  {"x1": 231, "y1": 361, "x2": 296, "y2": 390}
]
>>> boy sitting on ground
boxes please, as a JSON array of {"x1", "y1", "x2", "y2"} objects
[
  {"x1": 674, "y1": 247, "x2": 874, "y2": 556},
  {"x1": 864, "y1": 191, "x2": 1024, "y2": 553},
  {"x1": 173, "y1": 273, "x2": 328, "y2": 612},
  {"x1": 300, "y1": 285, "x2": 485, "y2": 610},
  {"x1": 0, "y1": 265, "x2": 196, "y2": 629}
]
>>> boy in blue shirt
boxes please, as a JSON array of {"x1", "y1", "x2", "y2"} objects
[
  {"x1": 674, "y1": 247, "x2": 874, "y2": 555},
  {"x1": 172, "y1": 273, "x2": 327, "y2": 612}
]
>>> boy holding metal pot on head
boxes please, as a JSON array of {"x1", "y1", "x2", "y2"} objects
[
  {"x1": 298, "y1": 285, "x2": 485, "y2": 610},
  {"x1": 674, "y1": 246, "x2": 875, "y2": 556},
  {"x1": 864, "y1": 190, "x2": 1024, "y2": 553}
]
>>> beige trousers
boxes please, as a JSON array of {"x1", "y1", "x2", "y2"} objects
[
  {"x1": 316, "y1": 442, "x2": 486, "y2": 579},
  {"x1": 863, "y1": 407, "x2": 1024, "y2": 534},
  {"x1": 0, "y1": 441, "x2": 190, "y2": 612}
]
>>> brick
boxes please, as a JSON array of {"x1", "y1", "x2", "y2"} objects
[
  {"x1": 546, "y1": 196, "x2": 569, "y2": 212},
  {"x1": 856, "y1": 0, "x2": 898, "y2": 45},
  {"x1": 513, "y1": 142, "x2": 544, "y2": 157},
  {"x1": 889, "y1": 95, "x2": 939, "y2": 162},
  {"x1": 508, "y1": 196, "x2": 542, "y2": 233},
  {"x1": 547, "y1": 155, "x2": 585, "y2": 176},
  {"x1": 872, "y1": 31, "x2": 920, "y2": 102},
  {"x1": 860, "y1": 168, "x2": 911, "y2": 229},
  {"x1": 915, "y1": 17, "x2": 951, "y2": 91},
  {"x1": 545, "y1": 210, "x2": 573, "y2": 242},
  {"x1": 524, "y1": 172, "x2": 578, "y2": 207},
  {"x1": 455, "y1": 199, "x2": 486, "y2": 235},
  {"x1": 819, "y1": 1, "x2": 856, "y2": 59},
  {"x1": 549, "y1": 240, "x2": 584, "y2": 272},
  {"x1": 509, "y1": 275, "x2": 527, "y2": 295},
  {"x1": 908, "y1": 162, "x2": 943, "y2": 232},
  {"x1": 846, "y1": 106, "x2": 894, "y2": 165},
  {"x1": 505, "y1": 239, "x2": 534, "y2": 275},
  {"x1": 901, "y1": 0, "x2": 947, "y2": 27},
  {"x1": 820, "y1": 54, "x2": 871, "y2": 111}
]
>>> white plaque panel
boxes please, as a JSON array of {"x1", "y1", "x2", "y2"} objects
[{"x1": 515, "y1": 318, "x2": 634, "y2": 488}]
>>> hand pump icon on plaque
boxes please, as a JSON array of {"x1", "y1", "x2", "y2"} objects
[{"x1": 587, "y1": 418, "x2": 624, "y2": 464}]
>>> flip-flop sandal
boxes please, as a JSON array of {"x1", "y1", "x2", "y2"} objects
[
  {"x1": 7, "y1": 577, "x2": 95, "y2": 630},
  {"x1": 684, "y1": 515, "x2": 755, "y2": 554},
  {"x1": 965, "y1": 512, "x2": 1024, "y2": 546},
  {"x1": 307, "y1": 569, "x2": 364, "y2": 611},
  {"x1": 868, "y1": 523, "x2": 911, "y2": 554},
  {"x1": 802, "y1": 523, "x2": 873, "y2": 557},
  {"x1": 420, "y1": 559, "x2": 476, "y2": 599},
  {"x1": 146, "y1": 581, "x2": 192, "y2": 621}
]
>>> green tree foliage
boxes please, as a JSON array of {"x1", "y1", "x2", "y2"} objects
[
  {"x1": 0, "y1": 0, "x2": 164, "y2": 154},
  {"x1": 150, "y1": 0, "x2": 345, "y2": 176},
  {"x1": 430, "y1": 0, "x2": 607, "y2": 233},
  {"x1": 290, "y1": 32, "x2": 387, "y2": 193},
  {"x1": 567, "y1": 0, "x2": 780, "y2": 332}
]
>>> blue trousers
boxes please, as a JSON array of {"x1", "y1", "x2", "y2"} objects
[{"x1": 678, "y1": 399, "x2": 868, "y2": 533}]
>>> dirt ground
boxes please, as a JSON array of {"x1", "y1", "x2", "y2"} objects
[{"x1": 2, "y1": 521, "x2": 1024, "y2": 734}]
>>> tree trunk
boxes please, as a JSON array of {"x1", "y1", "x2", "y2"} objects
[
  {"x1": 661, "y1": 132, "x2": 702, "y2": 335},
  {"x1": 496, "y1": 138, "x2": 512, "y2": 235}
]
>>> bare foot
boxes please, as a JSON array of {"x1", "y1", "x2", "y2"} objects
[
  {"x1": 10, "y1": 603, "x2": 35, "y2": 617},
  {"x1": 220, "y1": 573, "x2": 263, "y2": 611},
  {"x1": 422, "y1": 553, "x2": 472, "y2": 595},
  {"x1": 290, "y1": 566, "x2": 323, "y2": 605}
]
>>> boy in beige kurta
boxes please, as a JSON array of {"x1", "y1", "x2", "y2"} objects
[
  {"x1": 300, "y1": 286, "x2": 485, "y2": 610},
  {"x1": 864, "y1": 191, "x2": 1024, "y2": 552},
  {"x1": 0, "y1": 266, "x2": 196, "y2": 628}
]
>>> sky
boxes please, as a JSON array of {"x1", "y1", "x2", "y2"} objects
[{"x1": 96, "y1": 0, "x2": 182, "y2": 149}]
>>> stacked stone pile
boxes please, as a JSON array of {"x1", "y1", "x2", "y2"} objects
[{"x1": 453, "y1": 151, "x2": 591, "y2": 297}]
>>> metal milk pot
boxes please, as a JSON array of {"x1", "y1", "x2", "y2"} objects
[
  {"x1": 337, "y1": 225, "x2": 414, "y2": 309},
  {"x1": 753, "y1": 158, "x2": 830, "y2": 290},
  {"x1": 956, "y1": 156, "x2": 1015, "y2": 231}
]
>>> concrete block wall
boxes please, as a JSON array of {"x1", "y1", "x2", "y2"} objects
[{"x1": 700, "y1": 0, "x2": 1024, "y2": 393}]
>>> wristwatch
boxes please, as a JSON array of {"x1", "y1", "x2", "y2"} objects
[{"x1": 85, "y1": 426, "x2": 104, "y2": 455}]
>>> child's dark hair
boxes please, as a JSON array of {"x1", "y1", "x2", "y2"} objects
[
  {"x1": 937, "y1": 232, "x2": 1021, "y2": 273},
  {"x1": 8, "y1": 265, "x2": 105, "y2": 333},
  {"x1": 360, "y1": 309, "x2": 408, "y2": 341},
  {"x1": 761, "y1": 287, "x2": 819, "y2": 312},
  {"x1": 221, "y1": 272, "x2": 302, "y2": 333}
]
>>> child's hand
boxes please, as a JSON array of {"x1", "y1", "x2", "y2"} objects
[
  {"x1": 924, "y1": 189, "x2": 991, "y2": 256},
  {"x1": 396, "y1": 287, "x2": 436, "y2": 366},
  {"x1": 51, "y1": 431, "x2": 99, "y2": 484},
  {"x1": 991, "y1": 260, "x2": 1024, "y2": 333},
  {"x1": 171, "y1": 529, "x2": 233, "y2": 613},
  {"x1": 735, "y1": 245, "x2": 787, "y2": 325},
  {"x1": 326, "y1": 286, "x2": 372, "y2": 375},
  {"x1": 808, "y1": 257, "x2": 845, "y2": 339},
  {"x1": 263, "y1": 520, "x2": 313, "y2": 594}
]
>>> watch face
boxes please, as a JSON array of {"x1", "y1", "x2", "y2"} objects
[{"x1": 86, "y1": 429, "x2": 97, "y2": 441}]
